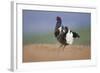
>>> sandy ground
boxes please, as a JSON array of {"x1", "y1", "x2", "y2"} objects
[{"x1": 23, "y1": 44, "x2": 91, "y2": 62}]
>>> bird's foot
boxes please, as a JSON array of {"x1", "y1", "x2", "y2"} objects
[{"x1": 62, "y1": 45, "x2": 66, "y2": 51}]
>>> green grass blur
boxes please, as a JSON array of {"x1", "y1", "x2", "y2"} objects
[{"x1": 23, "y1": 27, "x2": 90, "y2": 46}]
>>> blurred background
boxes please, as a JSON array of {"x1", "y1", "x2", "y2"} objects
[{"x1": 23, "y1": 10, "x2": 91, "y2": 45}]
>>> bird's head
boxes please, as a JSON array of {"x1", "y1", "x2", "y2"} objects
[{"x1": 72, "y1": 32, "x2": 80, "y2": 39}]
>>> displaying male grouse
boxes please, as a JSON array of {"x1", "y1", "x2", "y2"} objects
[{"x1": 54, "y1": 16, "x2": 80, "y2": 49}]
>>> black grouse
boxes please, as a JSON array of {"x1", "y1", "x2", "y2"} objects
[{"x1": 54, "y1": 16, "x2": 80, "y2": 49}]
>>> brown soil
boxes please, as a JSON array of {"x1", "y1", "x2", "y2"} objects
[{"x1": 23, "y1": 44, "x2": 91, "y2": 62}]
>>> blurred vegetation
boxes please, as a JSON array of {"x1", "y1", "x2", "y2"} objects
[
  {"x1": 23, "y1": 27, "x2": 90, "y2": 46},
  {"x1": 73, "y1": 27, "x2": 91, "y2": 45},
  {"x1": 23, "y1": 32, "x2": 57, "y2": 45}
]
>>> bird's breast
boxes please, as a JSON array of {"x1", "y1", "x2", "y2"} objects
[{"x1": 65, "y1": 30, "x2": 74, "y2": 45}]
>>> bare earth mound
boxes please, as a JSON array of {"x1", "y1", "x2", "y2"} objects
[{"x1": 23, "y1": 44, "x2": 91, "y2": 62}]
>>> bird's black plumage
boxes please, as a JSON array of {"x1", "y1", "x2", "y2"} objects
[
  {"x1": 54, "y1": 16, "x2": 80, "y2": 48},
  {"x1": 54, "y1": 16, "x2": 62, "y2": 37},
  {"x1": 72, "y1": 31, "x2": 80, "y2": 38}
]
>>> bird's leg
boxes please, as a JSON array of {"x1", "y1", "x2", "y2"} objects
[
  {"x1": 62, "y1": 45, "x2": 66, "y2": 51},
  {"x1": 59, "y1": 44, "x2": 63, "y2": 48}
]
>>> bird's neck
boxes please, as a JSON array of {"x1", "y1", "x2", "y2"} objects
[{"x1": 56, "y1": 21, "x2": 62, "y2": 28}]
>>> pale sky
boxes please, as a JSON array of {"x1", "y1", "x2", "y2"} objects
[{"x1": 23, "y1": 10, "x2": 91, "y2": 33}]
